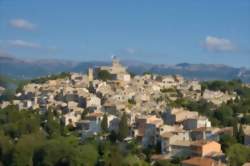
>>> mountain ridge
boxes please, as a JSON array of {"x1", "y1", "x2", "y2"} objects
[{"x1": 1, "y1": 56, "x2": 250, "y2": 82}]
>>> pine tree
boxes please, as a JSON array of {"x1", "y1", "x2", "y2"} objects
[
  {"x1": 118, "y1": 112, "x2": 129, "y2": 141},
  {"x1": 101, "y1": 114, "x2": 108, "y2": 132},
  {"x1": 237, "y1": 124, "x2": 244, "y2": 144},
  {"x1": 233, "y1": 120, "x2": 238, "y2": 139},
  {"x1": 109, "y1": 130, "x2": 117, "y2": 143}
]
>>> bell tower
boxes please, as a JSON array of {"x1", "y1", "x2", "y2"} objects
[
  {"x1": 112, "y1": 56, "x2": 120, "y2": 67},
  {"x1": 88, "y1": 68, "x2": 93, "y2": 82}
]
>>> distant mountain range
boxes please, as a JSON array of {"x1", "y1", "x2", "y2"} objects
[{"x1": 1, "y1": 55, "x2": 250, "y2": 82}]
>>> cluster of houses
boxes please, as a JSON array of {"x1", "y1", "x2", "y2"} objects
[{"x1": 0, "y1": 57, "x2": 247, "y2": 166}]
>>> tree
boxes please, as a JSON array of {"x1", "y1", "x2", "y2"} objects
[
  {"x1": 101, "y1": 114, "x2": 108, "y2": 132},
  {"x1": 97, "y1": 70, "x2": 113, "y2": 81},
  {"x1": 109, "y1": 130, "x2": 117, "y2": 143},
  {"x1": 76, "y1": 143, "x2": 99, "y2": 166},
  {"x1": 43, "y1": 111, "x2": 60, "y2": 138},
  {"x1": 227, "y1": 144, "x2": 250, "y2": 166},
  {"x1": 232, "y1": 121, "x2": 238, "y2": 138},
  {"x1": 219, "y1": 134, "x2": 237, "y2": 152},
  {"x1": 104, "y1": 146, "x2": 123, "y2": 166},
  {"x1": 118, "y1": 112, "x2": 129, "y2": 141},
  {"x1": 12, "y1": 133, "x2": 45, "y2": 166},
  {"x1": 34, "y1": 137, "x2": 98, "y2": 166},
  {"x1": 237, "y1": 124, "x2": 244, "y2": 144},
  {"x1": 0, "y1": 132, "x2": 13, "y2": 166},
  {"x1": 214, "y1": 104, "x2": 234, "y2": 126},
  {"x1": 0, "y1": 106, "x2": 40, "y2": 139},
  {"x1": 122, "y1": 154, "x2": 149, "y2": 166}
]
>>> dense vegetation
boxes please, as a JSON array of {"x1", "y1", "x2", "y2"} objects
[
  {"x1": 30, "y1": 72, "x2": 71, "y2": 84},
  {"x1": 0, "y1": 106, "x2": 153, "y2": 166},
  {"x1": 96, "y1": 70, "x2": 113, "y2": 81}
]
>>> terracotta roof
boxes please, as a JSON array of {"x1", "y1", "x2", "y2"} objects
[
  {"x1": 181, "y1": 157, "x2": 217, "y2": 166},
  {"x1": 191, "y1": 140, "x2": 218, "y2": 147},
  {"x1": 191, "y1": 140, "x2": 221, "y2": 149},
  {"x1": 87, "y1": 111, "x2": 103, "y2": 118}
]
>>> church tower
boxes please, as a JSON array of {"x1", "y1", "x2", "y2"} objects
[
  {"x1": 112, "y1": 56, "x2": 120, "y2": 67},
  {"x1": 88, "y1": 68, "x2": 93, "y2": 82}
]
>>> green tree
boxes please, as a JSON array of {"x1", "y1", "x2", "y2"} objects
[
  {"x1": 0, "y1": 106, "x2": 40, "y2": 139},
  {"x1": 237, "y1": 124, "x2": 244, "y2": 144},
  {"x1": 109, "y1": 130, "x2": 117, "y2": 143},
  {"x1": 76, "y1": 144, "x2": 99, "y2": 166},
  {"x1": 104, "y1": 146, "x2": 123, "y2": 166},
  {"x1": 227, "y1": 144, "x2": 250, "y2": 166},
  {"x1": 12, "y1": 133, "x2": 45, "y2": 166},
  {"x1": 0, "y1": 132, "x2": 13, "y2": 166},
  {"x1": 101, "y1": 114, "x2": 108, "y2": 133},
  {"x1": 97, "y1": 70, "x2": 113, "y2": 81},
  {"x1": 219, "y1": 134, "x2": 237, "y2": 152},
  {"x1": 214, "y1": 104, "x2": 234, "y2": 126},
  {"x1": 233, "y1": 121, "x2": 238, "y2": 138},
  {"x1": 122, "y1": 154, "x2": 149, "y2": 166},
  {"x1": 34, "y1": 137, "x2": 98, "y2": 166},
  {"x1": 118, "y1": 112, "x2": 129, "y2": 141},
  {"x1": 43, "y1": 111, "x2": 60, "y2": 138}
]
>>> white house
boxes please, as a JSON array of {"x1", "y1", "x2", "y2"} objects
[{"x1": 183, "y1": 116, "x2": 211, "y2": 130}]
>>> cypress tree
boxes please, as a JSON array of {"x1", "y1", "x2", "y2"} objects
[
  {"x1": 118, "y1": 112, "x2": 129, "y2": 141},
  {"x1": 237, "y1": 124, "x2": 244, "y2": 144},
  {"x1": 233, "y1": 121, "x2": 238, "y2": 139},
  {"x1": 101, "y1": 114, "x2": 108, "y2": 132}
]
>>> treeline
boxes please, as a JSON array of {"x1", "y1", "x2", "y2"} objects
[
  {"x1": 30, "y1": 72, "x2": 71, "y2": 84},
  {"x1": 0, "y1": 106, "x2": 151, "y2": 166},
  {"x1": 96, "y1": 70, "x2": 113, "y2": 81},
  {"x1": 201, "y1": 79, "x2": 242, "y2": 93}
]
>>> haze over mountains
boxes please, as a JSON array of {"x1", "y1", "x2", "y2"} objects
[{"x1": 1, "y1": 54, "x2": 250, "y2": 82}]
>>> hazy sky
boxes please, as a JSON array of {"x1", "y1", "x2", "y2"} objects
[{"x1": 0, "y1": 0, "x2": 250, "y2": 67}]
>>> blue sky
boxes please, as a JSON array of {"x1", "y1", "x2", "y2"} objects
[{"x1": 0, "y1": 0, "x2": 249, "y2": 67}]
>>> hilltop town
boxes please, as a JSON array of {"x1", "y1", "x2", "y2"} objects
[{"x1": 1, "y1": 58, "x2": 250, "y2": 166}]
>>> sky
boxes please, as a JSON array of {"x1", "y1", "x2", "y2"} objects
[{"x1": 0, "y1": 0, "x2": 250, "y2": 67}]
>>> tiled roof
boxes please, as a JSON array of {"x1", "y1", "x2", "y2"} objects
[{"x1": 181, "y1": 157, "x2": 217, "y2": 166}]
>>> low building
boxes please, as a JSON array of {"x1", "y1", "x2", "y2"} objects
[
  {"x1": 191, "y1": 140, "x2": 222, "y2": 157},
  {"x1": 160, "y1": 130, "x2": 190, "y2": 155},
  {"x1": 190, "y1": 127, "x2": 219, "y2": 141},
  {"x1": 183, "y1": 116, "x2": 211, "y2": 130},
  {"x1": 202, "y1": 89, "x2": 235, "y2": 105},
  {"x1": 243, "y1": 125, "x2": 250, "y2": 146},
  {"x1": 163, "y1": 107, "x2": 198, "y2": 125},
  {"x1": 77, "y1": 111, "x2": 104, "y2": 138},
  {"x1": 62, "y1": 111, "x2": 82, "y2": 126}
]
